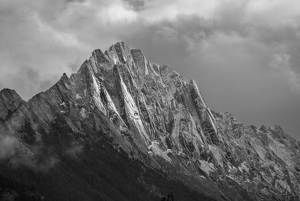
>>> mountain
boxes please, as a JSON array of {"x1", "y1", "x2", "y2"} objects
[{"x1": 0, "y1": 42, "x2": 300, "y2": 201}]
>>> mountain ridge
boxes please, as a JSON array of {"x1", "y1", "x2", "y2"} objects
[{"x1": 0, "y1": 41, "x2": 300, "y2": 201}]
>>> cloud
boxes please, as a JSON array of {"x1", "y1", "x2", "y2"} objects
[
  {"x1": 0, "y1": 135, "x2": 18, "y2": 159},
  {"x1": 0, "y1": 0, "x2": 300, "y2": 139},
  {"x1": 0, "y1": 0, "x2": 143, "y2": 100},
  {"x1": 9, "y1": 153, "x2": 60, "y2": 172},
  {"x1": 0, "y1": 124, "x2": 58, "y2": 170},
  {"x1": 245, "y1": 0, "x2": 300, "y2": 25},
  {"x1": 32, "y1": 13, "x2": 87, "y2": 49},
  {"x1": 0, "y1": 124, "x2": 18, "y2": 159},
  {"x1": 270, "y1": 54, "x2": 300, "y2": 93},
  {"x1": 119, "y1": 0, "x2": 300, "y2": 139},
  {"x1": 65, "y1": 144, "x2": 84, "y2": 158},
  {"x1": 130, "y1": 0, "x2": 219, "y2": 21}
]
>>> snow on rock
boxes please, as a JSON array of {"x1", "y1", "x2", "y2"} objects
[
  {"x1": 148, "y1": 141, "x2": 171, "y2": 163},
  {"x1": 199, "y1": 160, "x2": 215, "y2": 175},
  {"x1": 80, "y1": 108, "x2": 88, "y2": 118},
  {"x1": 76, "y1": 94, "x2": 82, "y2": 100},
  {"x1": 60, "y1": 102, "x2": 67, "y2": 107},
  {"x1": 238, "y1": 161, "x2": 249, "y2": 174}
]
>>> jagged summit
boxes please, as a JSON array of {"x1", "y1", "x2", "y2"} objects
[
  {"x1": 1, "y1": 42, "x2": 300, "y2": 201},
  {"x1": 76, "y1": 42, "x2": 150, "y2": 79}
]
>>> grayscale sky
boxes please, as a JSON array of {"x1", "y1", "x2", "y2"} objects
[{"x1": 0, "y1": 0, "x2": 299, "y2": 140}]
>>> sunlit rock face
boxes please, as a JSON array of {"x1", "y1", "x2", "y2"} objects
[{"x1": 1, "y1": 42, "x2": 300, "y2": 201}]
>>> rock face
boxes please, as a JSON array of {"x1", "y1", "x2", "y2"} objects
[
  {"x1": 1, "y1": 42, "x2": 300, "y2": 201},
  {"x1": 0, "y1": 89, "x2": 24, "y2": 120}
]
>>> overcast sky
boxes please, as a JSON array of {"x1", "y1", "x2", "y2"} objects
[{"x1": 0, "y1": 0, "x2": 299, "y2": 140}]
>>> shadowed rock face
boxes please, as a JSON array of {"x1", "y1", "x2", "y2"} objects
[
  {"x1": 0, "y1": 89, "x2": 24, "y2": 120},
  {"x1": 1, "y1": 42, "x2": 300, "y2": 201}
]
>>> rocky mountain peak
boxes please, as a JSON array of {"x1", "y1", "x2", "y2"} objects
[{"x1": 1, "y1": 42, "x2": 300, "y2": 201}]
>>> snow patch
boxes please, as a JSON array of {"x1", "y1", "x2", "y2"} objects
[
  {"x1": 199, "y1": 175, "x2": 206, "y2": 180},
  {"x1": 227, "y1": 162, "x2": 238, "y2": 173},
  {"x1": 76, "y1": 94, "x2": 82, "y2": 100},
  {"x1": 199, "y1": 160, "x2": 215, "y2": 175},
  {"x1": 60, "y1": 102, "x2": 67, "y2": 107},
  {"x1": 80, "y1": 108, "x2": 88, "y2": 118},
  {"x1": 134, "y1": 112, "x2": 139, "y2": 119},
  {"x1": 238, "y1": 161, "x2": 249, "y2": 174},
  {"x1": 148, "y1": 141, "x2": 171, "y2": 163}
]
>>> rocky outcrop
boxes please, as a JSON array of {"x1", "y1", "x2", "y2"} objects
[
  {"x1": 0, "y1": 89, "x2": 24, "y2": 120},
  {"x1": 213, "y1": 112, "x2": 300, "y2": 200},
  {"x1": 1, "y1": 42, "x2": 299, "y2": 201}
]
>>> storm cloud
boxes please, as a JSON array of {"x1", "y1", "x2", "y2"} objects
[{"x1": 0, "y1": 0, "x2": 299, "y2": 139}]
